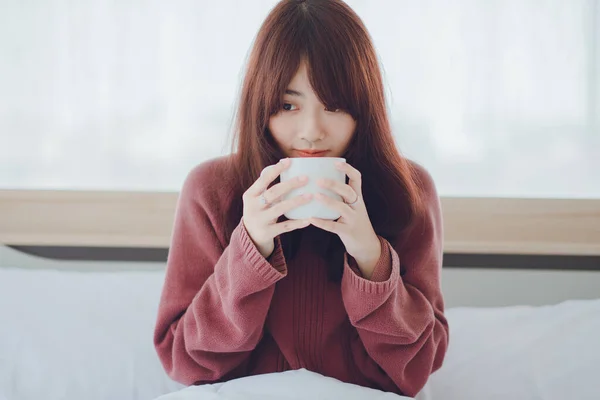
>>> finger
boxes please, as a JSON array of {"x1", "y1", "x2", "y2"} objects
[
  {"x1": 263, "y1": 175, "x2": 308, "y2": 204},
  {"x1": 309, "y1": 217, "x2": 344, "y2": 235},
  {"x1": 247, "y1": 158, "x2": 291, "y2": 197},
  {"x1": 314, "y1": 193, "x2": 353, "y2": 220},
  {"x1": 336, "y1": 161, "x2": 362, "y2": 195},
  {"x1": 316, "y1": 178, "x2": 357, "y2": 204},
  {"x1": 265, "y1": 193, "x2": 313, "y2": 220},
  {"x1": 269, "y1": 218, "x2": 311, "y2": 236}
]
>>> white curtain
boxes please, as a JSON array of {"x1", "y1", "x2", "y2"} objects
[{"x1": 1, "y1": 0, "x2": 598, "y2": 197}]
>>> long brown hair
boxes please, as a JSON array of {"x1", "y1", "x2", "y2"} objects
[{"x1": 224, "y1": 0, "x2": 423, "y2": 247}]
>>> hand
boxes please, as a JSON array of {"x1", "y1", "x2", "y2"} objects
[
  {"x1": 309, "y1": 161, "x2": 381, "y2": 279},
  {"x1": 242, "y1": 158, "x2": 313, "y2": 258}
]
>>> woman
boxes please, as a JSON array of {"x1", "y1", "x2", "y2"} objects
[{"x1": 154, "y1": 0, "x2": 448, "y2": 396}]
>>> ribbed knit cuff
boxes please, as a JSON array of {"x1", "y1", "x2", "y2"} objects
[
  {"x1": 370, "y1": 236, "x2": 393, "y2": 282},
  {"x1": 342, "y1": 238, "x2": 399, "y2": 295},
  {"x1": 234, "y1": 221, "x2": 288, "y2": 283},
  {"x1": 267, "y1": 236, "x2": 287, "y2": 274}
]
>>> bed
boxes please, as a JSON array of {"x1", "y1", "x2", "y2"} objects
[{"x1": 0, "y1": 191, "x2": 599, "y2": 400}]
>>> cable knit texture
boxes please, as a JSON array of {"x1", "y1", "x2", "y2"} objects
[{"x1": 154, "y1": 156, "x2": 449, "y2": 397}]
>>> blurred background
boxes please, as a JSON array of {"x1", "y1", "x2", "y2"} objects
[
  {"x1": 0, "y1": 4, "x2": 599, "y2": 399},
  {"x1": 1, "y1": 0, "x2": 598, "y2": 198}
]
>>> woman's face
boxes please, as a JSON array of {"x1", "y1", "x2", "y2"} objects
[{"x1": 268, "y1": 61, "x2": 356, "y2": 158}]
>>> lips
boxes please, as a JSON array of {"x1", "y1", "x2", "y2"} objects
[{"x1": 295, "y1": 149, "x2": 329, "y2": 157}]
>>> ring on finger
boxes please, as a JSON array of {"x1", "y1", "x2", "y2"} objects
[
  {"x1": 345, "y1": 194, "x2": 359, "y2": 206},
  {"x1": 259, "y1": 191, "x2": 271, "y2": 207}
]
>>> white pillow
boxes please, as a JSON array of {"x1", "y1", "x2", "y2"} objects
[
  {"x1": 417, "y1": 299, "x2": 600, "y2": 400},
  {"x1": 0, "y1": 266, "x2": 184, "y2": 400},
  {"x1": 153, "y1": 368, "x2": 410, "y2": 400}
]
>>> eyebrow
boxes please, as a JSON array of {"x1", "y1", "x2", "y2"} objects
[{"x1": 285, "y1": 89, "x2": 304, "y2": 97}]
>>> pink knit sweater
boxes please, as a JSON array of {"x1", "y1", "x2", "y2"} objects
[{"x1": 153, "y1": 156, "x2": 448, "y2": 397}]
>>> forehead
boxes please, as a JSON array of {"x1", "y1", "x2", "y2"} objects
[{"x1": 287, "y1": 62, "x2": 314, "y2": 93}]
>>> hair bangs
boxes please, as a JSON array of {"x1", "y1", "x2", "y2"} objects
[{"x1": 259, "y1": 1, "x2": 367, "y2": 120}]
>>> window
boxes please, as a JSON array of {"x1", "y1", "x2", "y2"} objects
[{"x1": 1, "y1": 0, "x2": 598, "y2": 198}]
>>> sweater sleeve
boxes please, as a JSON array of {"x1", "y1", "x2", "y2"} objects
[
  {"x1": 340, "y1": 167, "x2": 449, "y2": 397},
  {"x1": 153, "y1": 165, "x2": 288, "y2": 385}
]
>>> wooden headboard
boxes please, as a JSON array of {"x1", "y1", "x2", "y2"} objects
[{"x1": 1, "y1": 190, "x2": 599, "y2": 256}]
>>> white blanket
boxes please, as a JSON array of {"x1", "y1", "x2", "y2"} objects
[{"x1": 153, "y1": 369, "x2": 411, "y2": 400}]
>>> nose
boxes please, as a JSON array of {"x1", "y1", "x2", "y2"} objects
[{"x1": 297, "y1": 111, "x2": 324, "y2": 143}]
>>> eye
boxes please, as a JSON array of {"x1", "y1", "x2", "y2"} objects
[{"x1": 283, "y1": 103, "x2": 297, "y2": 111}]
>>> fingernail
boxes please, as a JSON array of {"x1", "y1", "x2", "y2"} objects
[
  {"x1": 298, "y1": 175, "x2": 308, "y2": 182},
  {"x1": 335, "y1": 161, "x2": 344, "y2": 167},
  {"x1": 317, "y1": 178, "x2": 326, "y2": 185}
]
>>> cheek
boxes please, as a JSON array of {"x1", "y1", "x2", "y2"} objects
[
  {"x1": 331, "y1": 116, "x2": 356, "y2": 148},
  {"x1": 268, "y1": 116, "x2": 290, "y2": 146}
]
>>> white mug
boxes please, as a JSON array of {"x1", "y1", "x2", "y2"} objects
[{"x1": 280, "y1": 157, "x2": 346, "y2": 220}]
